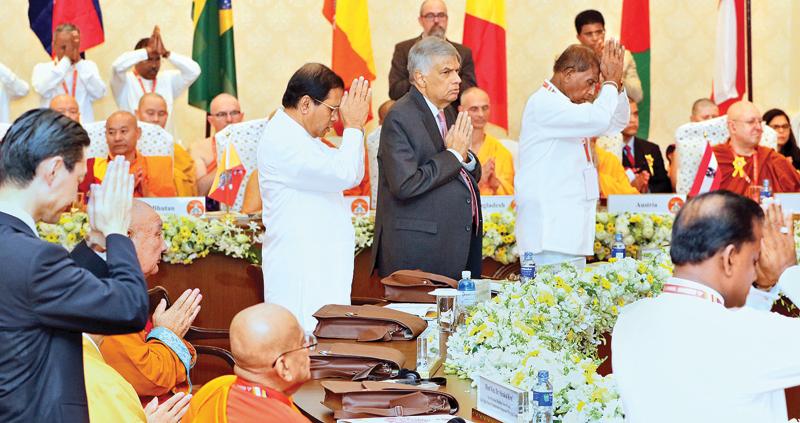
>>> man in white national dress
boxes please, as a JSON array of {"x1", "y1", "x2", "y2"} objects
[
  {"x1": 257, "y1": 63, "x2": 369, "y2": 330},
  {"x1": 614, "y1": 191, "x2": 800, "y2": 423},
  {"x1": 515, "y1": 41, "x2": 629, "y2": 267}
]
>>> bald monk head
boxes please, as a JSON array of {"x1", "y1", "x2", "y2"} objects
[
  {"x1": 106, "y1": 111, "x2": 141, "y2": 163},
  {"x1": 208, "y1": 93, "x2": 244, "y2": 132},
  {"x1": 129, "y1": 200, "x2": 167, "y2": 276},
  {"x1": 727, "y1": 101, "x2": 764, "y2": 153},
  {"x1": 690, "y1": 98, "x2": 719, "y2": 122},
  {"x1": 231, "y1": 304, "x2": 312, "y2": 395},
  {"x1": 459, "y1": 87, "x2": 491, "y2": 131},
  {"x1": 49, "y1": 94, "x2": 80, "y2": 122},
  {"x1": 670, "y1": 190, "x2": 765, "y2": 307},
  {"x1": 136, "y1": 92, "x2": 169, "y2": 129}
]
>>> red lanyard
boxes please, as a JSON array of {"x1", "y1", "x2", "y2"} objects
[
  {"x1": 54, "y1": 59, "x2": 78, "y2": 97},
  {"x1": 662, "y1": 283, "x2": 723, "y2": 305},
  {"x1": 136, "y1": 74, "x2": 157, "y2": 94},
  {"x1": 583, "y1": 139, "x2": 593, "y2": 164}
]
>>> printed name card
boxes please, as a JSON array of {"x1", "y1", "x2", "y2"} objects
[
  {"x1": 476, "y1": 374, "x2": 529, "y2": 422},
  {"x1": 345, "y1": 196, "x2": 370, "y2": 217},
  {"x1": 139, "y1": 197, "x2": 206, "y2": 217},
  {"x1": 481, "y1": 195, "x2": 515, "y2": 216},
  {"x1": 774, "y1": 194, "x2": 800, "y2": 213},
  {"x1": 607, "y1": 194, "x2": 685, "y2": 215}
]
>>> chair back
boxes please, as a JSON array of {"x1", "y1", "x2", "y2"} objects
[
  {"x1": 214, "y1": 118, "x2": 269, "y2": 211},
  {"x1": 84, "y1": 120, "x2": 175, "y2": 159},
  {"x1": 596, "y1": 133, "x2": 623, "y2": 161}
]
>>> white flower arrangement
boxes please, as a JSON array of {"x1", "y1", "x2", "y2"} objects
[
  {"x1": 445, "y1": 256, "x2": 672, "y2": 422},
  {"x1": 482, "y1": 210, "x2": 518, "y2": 264},
  {"x1": 353, "y1": 212, "x2": 375, "y2": 256},
  {"x1": 594, "y1": 212, "x2": 673, "y2": 261}
]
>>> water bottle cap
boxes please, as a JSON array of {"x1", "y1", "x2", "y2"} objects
[
  {"x1": 763, "y1": 179, "x2": 770, "y2": 187},
  {"x1": 461, "y1": 271, "x2": 471, "y2": 279},
  {"x1": 523, "y1": 251, "x2": 534, "y2": 260},
  {"x1": 537, "y1": 370, "x2": 549, "y2": 379},
  {"x1": 615, "y1": 233, "x2": 623, "y2": 241}
]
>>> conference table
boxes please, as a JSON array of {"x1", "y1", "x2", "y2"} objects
[{"x1": 150, "y1": 248, "x2": 800, "y2": 419}]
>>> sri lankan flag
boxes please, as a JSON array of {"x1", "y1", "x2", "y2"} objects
[
  {"x1": 620, "y1": 0, "x2": 650, "y2": 138},
  {"x1": 208, "y1": 141, "x2": 246, "y2": 207},
  {"x1": 189, "y1": 0, "x2": 237, "y2": 112},
  {"x1": 323, "y1": 0, "x2": 376, "y2": 134},
  {"x1": 463, "y1": 0, "x2": 508, "y2": 130}
]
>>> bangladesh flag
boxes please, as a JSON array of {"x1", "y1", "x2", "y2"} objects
[
  {"x1": 189, "y1": 0, "x2": 237, "y2": 112},
  {"x1": 620, "y1": 0, "x2": 650, "y2": 139}
]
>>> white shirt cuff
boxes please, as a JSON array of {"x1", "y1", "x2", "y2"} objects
[
  {"x1": 625, "y1": 168, "x2": 636, "y2": 182},
  {"x1": 745, "y1": 284, "x2": 781, "y2": 311}
]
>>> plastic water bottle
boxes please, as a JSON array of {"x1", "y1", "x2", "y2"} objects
[
  {"x1": 457, "y1": 271, "x2": 476, "y2": 308},
  {"x1": 520, "y1": 251, "x2": 537, "y2": 284},
  {"x1": 760, "y1": 179, "x2": 772, "y2": 204},
  {"x1": 611, "y1": 233, "x2": 626, "y2": 260},
  {"x1": 531, "y1": 370, "x2": 553, "y2": 423}
]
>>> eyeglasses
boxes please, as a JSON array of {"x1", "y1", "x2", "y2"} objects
[
  {"x1": 313, "y1": 98, "x2": 340, "y2": 113},
  {"x1": 272, "y1": 333, "x2": 317, "y2": 368},
  {"x1": 769, "y1": 123, "x2": 791, "y2": 131},
  {"x1": 212, "y1": 110, "x2": 242, "y2": 119},
  {"x1": 421, "y1": 12, "x2": 448, "y2": 21}
]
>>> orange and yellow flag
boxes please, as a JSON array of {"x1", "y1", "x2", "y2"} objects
[{"x1": 463, "y1": 0, "x2": 508, "y2": 130}]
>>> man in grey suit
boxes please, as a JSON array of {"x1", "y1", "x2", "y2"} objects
[
  {"x1": 388, "y1": 0, "x2": 476, "y2": 103},
  {"x1": 374, "y1": 36, "x2": 483, "y2": 281}
]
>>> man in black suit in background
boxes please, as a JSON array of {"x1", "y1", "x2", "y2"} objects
[
  {"x1": 0, "y1": 109, "x2": 148, "y2": 422},
  {"x1": 374, "y1": 36, "x2": 482, "y2": 280},
  {"x1": 621, "y1": 97, "x2": 672, "y2": 193},
  {"x1": 388, "y1": 0, "x2": 476, "y2": 104}
]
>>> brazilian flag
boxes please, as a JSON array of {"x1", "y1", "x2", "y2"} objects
[{"x1": 189, "y1": 0, "x2": 237, "y2": 112}]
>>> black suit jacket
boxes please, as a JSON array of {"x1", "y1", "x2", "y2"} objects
[
  {"x1": 372, "y1": 86, "x2": 482, "y2": 280},
  {"x1": 622, "y1": 137, "x2": 672, "y2": 193},
  {"x1": 388, "y1": 36, "x2": 477, "y2": 102},
  {"x1": 70, "y1": 240, "x2": 111, "y2": 277},
  {"x1": 0, "y1": 213, "x2": 148, "y2": 422}
]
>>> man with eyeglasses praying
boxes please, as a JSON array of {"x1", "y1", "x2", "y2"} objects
[
  {"x1": 190, "y1": 93, "x2": 244, "y2": 196},
  {"x1": 135, "y1": 92, "x2": 198, "y2": 196},
  {"x1": 388, "y1": 0, "x2": 476, "y2": 106},
  {"x1": 712, "y1": 100, "x2": 800, "y2": 199},
  {"x1": 111, "y1": 25, "x2": 201, "y2": 138},
  {"x1": 184, "y1": 304, "x2": 314, "y2": 422},
  {"x1": 256, "y1": 63, "x2": 370, "y2": 330}
]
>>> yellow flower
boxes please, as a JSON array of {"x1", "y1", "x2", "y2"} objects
[
  {"x1": 594, "y1": 241, "x2": 602, "y2": 251},
  {"x1": 537, "y1": 291, "x2": 556, "y2": 306},
  {"x1": 522, "y1": 350, "x2": 540, "y2": 366},
  {"x1": 514, "y1": 321, "x2": 535, "y2": 337},
  {"x1": 511, "y1": 371, "x2": 525, "y2": 387},
  {"x1": 595, "y1": 223, "x2": 604, "y2": 233},
  {"x1": 629, "y1": 214, "x2": 642, "y2": 223},
  {"x1": 601, "y1": 277, "x2": 611, "y2": 290},
  {"x1": 591, "y1": 387, "x2": 609, "y2": 402},
  {"x1": 606, "y1": 222, "x2": 615, "y2": 233},
  {"x1": 66, "y1": 233, "x2": 77, "y2": 243},
  {"x1": 577, "y1": 401, "x2": 586, "y2": 411},
  {"x1": 469, "y1": 323, "x2": 487, "y2": 337},
  {"x1": 653, "y1": 215, "x2": 663, "y2": 225}
]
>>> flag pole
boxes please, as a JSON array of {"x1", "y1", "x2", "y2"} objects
[{"x1": 745, "y1": 0, "x2": 753, "y2": 101}]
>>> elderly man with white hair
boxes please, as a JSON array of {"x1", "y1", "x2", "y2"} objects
[{"x1": 373, "y1": 36, "x2": 482, "y2": 281}]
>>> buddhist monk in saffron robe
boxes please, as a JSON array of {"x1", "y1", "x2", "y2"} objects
[
  {"x1": 184, "y1": 304, "x2": 313, "y2": 423},
  {"x1": 79, "y1": 111, "x2": 177, "y2": 197},
  {"x1": 711, "y1": 101, "x2": 800, "y2": 198}
]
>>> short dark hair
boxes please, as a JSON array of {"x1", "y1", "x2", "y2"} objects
[
  {"x1": 135, "y1": 37, "x2": 149, "y2": 50},
  {"x1": 670, "y1": 190, "x2": 764, "y2": 265},
  {"x1": 281, "y1": 63, "x2": 344, "y2": 109},
  {"x1": 0, "y1": 109, "x2": 90, "y2": 187},
  {"x1": 553, "y1": 44, "x2": 600, "y2": 74},
  {"x1": 575, "y1": 9, "x2": 605, "y2": 34}
]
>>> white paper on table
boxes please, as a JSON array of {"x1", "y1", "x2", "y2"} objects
[
  {"x1": 337, "y1": 416, "x2": 471, "y2": 422},
  {"x1": 383, "y1": 303, "x2": 436, "y2": 318}
]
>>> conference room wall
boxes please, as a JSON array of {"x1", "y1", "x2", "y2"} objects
[{"x1": 1, "y1": 0, "x2": 797, "y2": 151}]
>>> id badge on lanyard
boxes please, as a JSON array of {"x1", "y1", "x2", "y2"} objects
[{"x1": 582, "y1": 139, "x2": 599, "y2": 200}]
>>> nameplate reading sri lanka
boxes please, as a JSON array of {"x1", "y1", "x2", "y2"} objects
[{"x1": 607, "y1": 194, "x2": 685, "y2": 215}]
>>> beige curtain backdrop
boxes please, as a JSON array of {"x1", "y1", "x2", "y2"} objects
[{"x1": 2, "y1": 0, "x2": 799, "y2": 150}]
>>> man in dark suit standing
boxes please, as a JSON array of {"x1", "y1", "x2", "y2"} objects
[
  {"x1": 374, "y1": 36, "x2": 482, "y2": 280},
  {"x1": 388, "y1": 0, "x2": 477, "y2": 103},
  {"x1": 621, "y1": 98, "x2": 672, "y2": 193},
  {"x1": 0, "y1": 109, "x2": 149, "y2": 422}
]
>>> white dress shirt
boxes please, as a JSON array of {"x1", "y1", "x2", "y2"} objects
[
  {"x1": 421, "y1": 95, "x2": 476, "y2": 170},
  {"x1": 110, "y1": 49, "x2": 201, "y2": 137},
  {"x1": 31, "y1": 57, "x2": 106, "y2": 122},
  {"x1": 613, "y1": 276, "x2": 800, "y2": 423},
  {"x1": 0, "y1": 62, "x2": 29, "y2": 123}
]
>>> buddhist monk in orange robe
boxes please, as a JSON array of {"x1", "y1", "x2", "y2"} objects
[
  {"x1": 184, "y1": 304, "x2": 313, "y2": 423},
  {"x1": 79, "y1": 111, "x2": 177, "y2": 197},
  {"x1": 711, "y1": 101, "x2": 800, "y2": 198},
  {"x1": 70, "y1": 200, "x2": 202, "y2": 404}
]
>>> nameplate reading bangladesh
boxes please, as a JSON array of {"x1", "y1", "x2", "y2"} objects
[
  {"x1": 607, "y1": 194, "x2": 685, "y2": 215},
  {"x1": 481, "y1": 195, "x2": 514, "y2": 216},
  {"x1": 138, "y1": 197, "x2": 206, "y2": 217}
]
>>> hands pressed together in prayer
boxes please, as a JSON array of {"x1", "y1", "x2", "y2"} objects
[
  {"x1": 755, "y1": 202, "x2": 797, "y2": 290},
  {"x1": 144, "y1": 391, "x2": 191, "y2": 423},
  {"x1": 87, "y1": 156, "x2": 134, "y2": 238},
  {"x1": 153, "y1": 288, "x2": 203, "y2": 338},
  {"x1": 145, "y1": 26, "x2": 170, "y2": 60},
  {"x1": 340, "y1": 76, "x2": 372, "y2": 131},
  {"x1": 631, "y1": 170, "x2": 650, "y2": 193},
  {"x1": 600, "y1": 39, "x2": 624, "y2": 91},
  {"x1": 479, "y1": 158, "x2": 501, "y2": 192},
  {"x1": 446, "y1": 112, "x2": 473, "y2": 161},
  {"x1": 62, "y1": 30, "x2": 82, "y2": 64}
]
